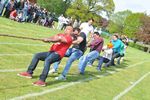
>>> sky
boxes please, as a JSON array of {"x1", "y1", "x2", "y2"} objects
[{"x1": 114, "y1": 0, "x2": 150, "y2": 15}]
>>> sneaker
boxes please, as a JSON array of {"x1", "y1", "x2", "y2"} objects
[
  {"x1": 32, "y1": 80, "x2": 46, "y2": 87},
  {"x1": 96, "y1": 67, "x2": 101, "y2": 71},
  {"x1": 111, "y1": 63, "x2": 116, "y2": 66},
  {"x1": 17, "y1": 72, "x2": 32, "y2": 79},
  {"x1": 55, "y1": 75, "x2": 66, "y2": 80},
  {"x1": 78, "y1": 69, "x2": 84, "y2": 75},
  {"x1": 87, "y1": 64, "x2": 92, "y2": 67},
  {"x1": 104, "y1": 63, "x2": 109, "y2": 67},
  {"x1": 49, "y1": 68, "x2": 57, "y2": 74},
  {"x1": 87, "y1": 62, "x2": 93, "y2": 67}
]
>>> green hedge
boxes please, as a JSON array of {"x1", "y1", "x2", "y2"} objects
[{"x1": 129, "y1": 42, "x2": 149, "y2": 52}]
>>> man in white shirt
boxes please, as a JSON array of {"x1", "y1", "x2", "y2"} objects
[
  {"x1": 79, "y1": 18, "x2": 94, "y2": 39},
  {"x1": 57, "y1": 14, "x2": 65, "y2": 30}
]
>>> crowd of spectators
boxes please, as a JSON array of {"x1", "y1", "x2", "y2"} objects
[{"x1": 0, "y1": 0, "x2": 56, "y2": 28}]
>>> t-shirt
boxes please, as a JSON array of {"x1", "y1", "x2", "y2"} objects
[
  {"x1": 90, "y1": 37, "x2": 104, "y2": 52},
  {"x1": 10, "y1": 10, "x2": 17, "y2": 18},
  {"x1": 102, "y1": 46, "x2": 113, "y2": 60},
  {"x1": 80, "y1": 22, "x2": 94, "y2": 37},
  {"x1": 50, "y1": 34, "x2": 73, "y2": 58},
  {"x1": 72, "y1": 32, "x2": 86, "y2": 53}
]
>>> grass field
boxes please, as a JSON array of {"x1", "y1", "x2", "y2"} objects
[{"x1": 0, "y1": 17, "x2": 150, "y2": 100}]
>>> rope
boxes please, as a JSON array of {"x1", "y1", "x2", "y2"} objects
[{"x1": 0, "y1": 34, "x2": 43, "y2": 41}]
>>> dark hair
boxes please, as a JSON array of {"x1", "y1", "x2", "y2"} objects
[
  {"x1": 73, "y1": 27, "x2": 81, "y2": 33},
  {"x1": 94, "y1": 32, "x2": 100, "y2": 36},
  {"x1": 113, "y1": 34, "x2": 118, "y2": 38},
  {"x1": 89, "y1": 18, "x2": 94, "y2": 22}
]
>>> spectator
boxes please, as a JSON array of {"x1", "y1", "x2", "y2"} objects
[
  {"x1": 57, "y1": 14, "x2": 65, "y2": 30},
  {"x1": 73, "y1": 19, "x2": 80, "y2": 28},
  {"x1": 3, "y1": 0, "x2": 15, "y2": 18},
  {"x1": 0, "y1": 0, "x2": 7, "y2": 16},
  {"x1": 9, "y1": 9, "x2": 17, "y2": 20},
  {"x1": 79, "y1": 18, "x2": 94, "y2": 40},
  {"x1": 15, "y1": 10, "x2": 23, "y2": 22}
]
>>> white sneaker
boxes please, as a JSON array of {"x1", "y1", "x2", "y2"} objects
[
  {"x1": 87, "y1": 64, "x2": 92, "y2": 67},
  {"x1": 55, "y1": 75, "x2": 66, "y2": 80},
  {"x1": 49, "y1": 68, "x2": 56, "y2": 74}
]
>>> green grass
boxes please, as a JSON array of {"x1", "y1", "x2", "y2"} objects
[{"x1": 0, "y1": 17, "x2": 150, "y2": 100}]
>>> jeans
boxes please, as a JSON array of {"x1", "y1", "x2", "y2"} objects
[
  {"x1": 78, "y1": 50, "x2": 100, "y2": 73},
  {"x1": 87, "y1": 49, "x2": 95, "y2": 65},
  {"x1": 117, "y1": 54, "x2": 124, "y2": 64},
  {"x1": 0, "y1": 3, "x2": 4, "y2": 16},
  {"x1": 62, "y1": 48, "x2": 83, "y2": 76},
  {"x1": 27, "y1": 51, "x2": 61, "y2": 82},
  {"x1": 53, "y1": 48, "x2": 83, "y2": 76},
  {"x1": 106, "y1": 52, "x2": 120, "y2": 66},
  {"x1": 97, "y1": 56, "x2": 110, "y2": 69}
]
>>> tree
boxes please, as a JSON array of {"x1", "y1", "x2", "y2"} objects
[
  {"x1": 136, "y1": 15, "x2": 150, "y2": 44},
  {"x1": 107, "y1": 10, "x2": 132, "y2": 33},
  {"x1": 66, "y1": 0, "x2": 115, "y2": 22},
  {"x1": 123, "y1": 13, "x2": 144, "y2": 38},
  {"x1": 37, "y1": 0, "x2": 72, "y2": 16}
]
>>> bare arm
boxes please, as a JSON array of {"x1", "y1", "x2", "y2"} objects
[
  {"x1": 72, "y1": 36, "x2": 83, "y2": 44},
  {"x1": 42, "y1": 35, "x2": 67, "y2": 43}
]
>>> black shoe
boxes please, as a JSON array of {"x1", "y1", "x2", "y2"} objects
[
  {"x1": 111, "y1": 64, "x2": 116, "y2": 66},
  {"x1": 104, "y1": 64, "x2": 109, "y2": 67}
]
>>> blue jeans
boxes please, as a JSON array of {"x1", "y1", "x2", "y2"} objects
[
  {"x1": 97, "y1": 56, "x2": 110, "y2": 69},
  {"x1": 107, "y1": 52, "x2": 120, "y2": 66},
  {"x1": 27, "y1": 51, "x2": 61, "y2": 82},
  {"x1": 53, "y1": 48, "x2": 83, "y2": 76},
  {"x1": 78, "y1": 50, "x2": 100, "y2": 73},
  {"x1": 0, "y1": 3, "x2": 4, "y2": 16},
  {"x1": 117, "y1": 54, "x2": 124, "y2": 64}
]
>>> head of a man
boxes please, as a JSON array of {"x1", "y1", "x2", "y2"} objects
[
  {"x1": 88, "y1": 18, "x2": 94, "y2": 25},
  {"x1": 73, "y1": 27, "x2": 81, "y2": 36},
  {"x1": 64, "y1": 26, "x2": 73, "y2": 35},
  {"x1": 93, "y1": 32, "x2": 100, "y2": 39}
]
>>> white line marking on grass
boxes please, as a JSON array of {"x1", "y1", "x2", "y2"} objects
[
  {"x1": 9, "y1": 77, "x2": 93, "y2": 100},
  {"x1": 113, "y1": 72, "x2": 150, "y2": 100},
  {"x1": 0, "y1": 42, "x2": 47, "y2": 46},
  {"x1": 9, "y1": 61, "x2": 149, "y2": 100}
]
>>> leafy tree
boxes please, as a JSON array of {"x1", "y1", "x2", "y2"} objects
[
  {"x1": 107, "y1": 10, "x2": 132, "y2": 33},
  {"x1": 136, "y1": 15, "x2": 150, "y2": 44},
  {"x1": 123, "y1": 13, "x2": 144, "y2": 38},
  {"x1": 66, "y1": 0, "x2": 115, "y2": 22},
  {"x1": 37, "y1": 0, "x2": 72, "y2": 16}
]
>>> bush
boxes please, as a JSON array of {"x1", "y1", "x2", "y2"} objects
[{"x1": 128, "y1": 42, "x2": 149, "y2": 52}]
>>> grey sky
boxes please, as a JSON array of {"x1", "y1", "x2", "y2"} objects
[{"x1": 114, "y1": 0, "x2": 150, "y2": 14}]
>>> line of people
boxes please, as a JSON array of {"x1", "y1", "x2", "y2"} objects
[
  {"x1": 0, "y1": 0, "x2": 55, "y2": 28},
  {"x1": 17, "y1": 19, "x2": 128, "y2": 86}
]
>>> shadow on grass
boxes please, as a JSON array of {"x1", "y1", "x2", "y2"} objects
[
  {"x1": 45, "y1": 60, "x2": 130, "y2": 86},
  {"x1": 2, "y1": 60, "x2": 130, "y2": 88}
]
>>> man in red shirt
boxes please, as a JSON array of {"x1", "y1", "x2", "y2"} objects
[{"x1": 18, "y1": 26, "x2": 74, "y2": 86}]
